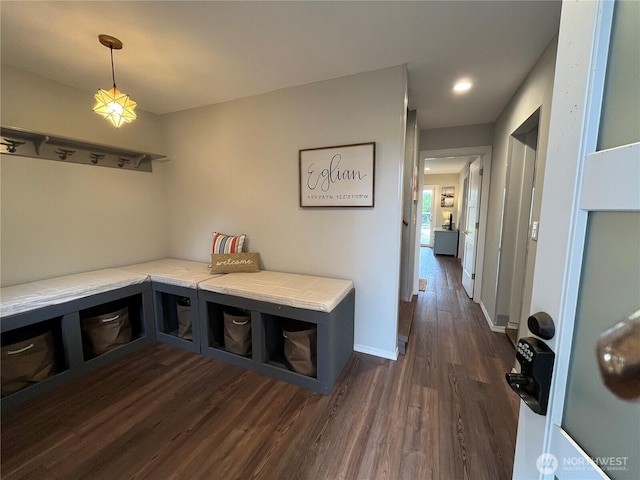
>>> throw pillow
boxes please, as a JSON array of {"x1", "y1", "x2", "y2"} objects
[
  {"x1": 212, "y1": 232, "x2": 246, "y2": 254},
  {"x1": 211, "y1": 252, "x2": 261, "y2": 274}
]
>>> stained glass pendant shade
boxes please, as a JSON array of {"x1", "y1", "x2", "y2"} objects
[{"x1": 93, "y1": 35, "x2": 137, "y2": 128}]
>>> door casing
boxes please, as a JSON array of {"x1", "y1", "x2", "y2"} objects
[
  {"x1": 418, "y1": 145, "x2": 492, "y2": 304},
  {"x1": 512, "y1": 2, "x2": 638, "y2": 478}
]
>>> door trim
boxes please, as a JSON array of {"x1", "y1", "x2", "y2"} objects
[
  {"x1": 550, "y1": 427, "x2": 609, "y2": 480},
  {"x1": 419, "y1": 145, "x2": 492, "y2": 303},
  {"x1": 543, "y1": 0, "x2": 613, "y2": 443},
  {"x1": 511, "y1": 1, "x2": 615, "y2": 478},
  {"x1": 581, "y1": 142, "x2": 640, "y2": 211}
]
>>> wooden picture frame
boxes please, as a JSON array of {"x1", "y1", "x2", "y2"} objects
[{"x1": 299, "y1": 142, "x2": 375, "y2": 208}]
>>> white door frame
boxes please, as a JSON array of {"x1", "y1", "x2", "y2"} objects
[
  {"x1": 513, "y1": 1, "x2": 624, "y2": 478},
  {"x1": 544, "y1": 1, "x2": 616, "y2": 475},
  {"x1": 419, "y1": 145, "x2": 492, "y2": 303}
]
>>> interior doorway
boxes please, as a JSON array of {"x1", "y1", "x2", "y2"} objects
[
  {"x1": 417, "y1": 146, "x2": 492, "y2": 305},
  {"x1": 495, "y1": 110, "x2": 540, "y2": 345},
  {"x1": 421, "y1": 186, "x2": 436, "y2": 247}
]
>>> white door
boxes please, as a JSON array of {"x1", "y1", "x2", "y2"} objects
[
  {"x1": 513, "y1": 1, "x2": 640, "y2": 479},
  {"x1": 461, "y1": 157, "x2": 481, "y2": 297}
]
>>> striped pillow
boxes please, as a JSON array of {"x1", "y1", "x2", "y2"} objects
[{"x1": 212, "y1": 232, "x2": 246, "y2": 254}]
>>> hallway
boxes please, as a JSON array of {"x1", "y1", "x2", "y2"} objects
[
  {"x1": 1, "y1": 249, "x2": 519, "y2": 479},
  {"x1": 414, "y1": 246, "x2": 520, "y2": 477}
]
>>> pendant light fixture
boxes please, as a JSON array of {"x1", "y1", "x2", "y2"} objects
[{"x1": 93, "y1": 34, "x2": 137, "y2": 128}]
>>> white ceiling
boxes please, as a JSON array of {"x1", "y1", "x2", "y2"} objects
[
  {"x1": 0, "y1": 1, "x2": 561, "y2": 130},
  {"x1": 425, "y1": 155, "x2": 474, "y2": 175}
]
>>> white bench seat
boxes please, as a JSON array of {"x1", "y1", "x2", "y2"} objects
[
  {"x1": 197, "y1": 270, "x2": 354, "y2": 313},
  {"x1": 119, "y1": 258, "x2": 219, "y2": 289},
  {"x1": 0, "y1": 263, "x2": 355, "y2": 401},
  {"x1": 0, "y1": 269, "x2": 149, "y2": 318}
]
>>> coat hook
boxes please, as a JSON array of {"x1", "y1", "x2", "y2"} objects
[
  {"x1": 55, "y1": 149, "x2": 75, "y2": 161},
  {"x1": 133, "y1": 154, "x2": 146, "y2": 168},
  {"x1": 1, "y1": 139, "x2": 26, "y2": 153},
  {"x1": 117, "y1": 157, "x2": 130, "y2": 168},
  {"x1": 89, "y1": 153, "x2": 106, "y2": 164}
]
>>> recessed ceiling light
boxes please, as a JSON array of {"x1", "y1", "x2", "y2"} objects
[
  {"x1": 425, "y1": 167, "x2": 431, "y2": 171},
  {"x1": 453, "y1": 80, "x2": 473, "y2": 93}
]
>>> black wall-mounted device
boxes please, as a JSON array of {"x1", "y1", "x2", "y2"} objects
[{"x1": 505, "y1": 337, "x2": 555, "y2": 415}]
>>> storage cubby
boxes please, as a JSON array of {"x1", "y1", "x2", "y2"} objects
[
  {"x1": 157, "y1": 293, "x2": 193, "y2": 339},
  {"x1": 261, "y1": 314, "x2": 317, "y2": 378},
  {"x1": 205, "y1": 302, "x2": 252, "y2": 358},
  {"x1": 149, "y1": 282, "x2": 200, "y2": 354},
  {"x1": 205, "y1": 302, "x2": 225, "y2": 350},
  {"x1": 1, "y1": 317, "x2": 68, "y2": 398},
  {"x1": 79, "y1": 294, "x2": 143, "y2": 360},
  {"x1": 262, "y1": 313, "x2": 288, "y2": 369},
  {"x1": 117, "y1": 259, "x2": 216, "y2": 353}
]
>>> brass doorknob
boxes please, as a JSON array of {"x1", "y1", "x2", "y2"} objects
[{"x1": 596, "y1": 309, "x2": 640, "y2": 402}]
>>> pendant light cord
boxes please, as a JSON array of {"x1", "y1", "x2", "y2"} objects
[{"x1": 110, "y1": 46, "x2": 117, "y2": 89}]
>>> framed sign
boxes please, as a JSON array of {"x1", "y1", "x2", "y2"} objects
[{"x1": 299, "y1": 142, "x2": 375, "y2": 207}]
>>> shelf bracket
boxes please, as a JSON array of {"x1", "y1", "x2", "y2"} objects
[{"x1": 34, "y1": 135, "x2": 49, "y2": 155}]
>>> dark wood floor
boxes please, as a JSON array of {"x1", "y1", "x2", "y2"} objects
[{"x1": 1, "y1": 249, "x2": 519, "y2": 480}]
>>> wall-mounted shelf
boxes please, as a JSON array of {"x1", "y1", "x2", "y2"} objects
[{"x1": 0, "y1": 125, "x2": 166, "y2": 173}]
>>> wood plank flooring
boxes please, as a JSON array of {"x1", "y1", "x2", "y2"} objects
[
  {"x1": 397, "y1": 295, "x2": 417, "y2": 355},
  {"x1": 1, "y1": 249, "x2": 519, "y2": 479}
]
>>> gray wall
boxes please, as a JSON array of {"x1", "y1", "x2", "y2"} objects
[
  {"x1": 160, "y1": 66, "x2": 408, "y2": 359},
  {"x1": 0, "y1": 67, "x2": 169, "y2": 286},
  {"x1": 481, "y1": 36, "x2": 558, "y2": 326},
  {"x1": 0, "y1": 64, "x2": 408, "y2": 360},
  {"x1": 420, "y1": 123, "x2": 494, "y2": 151},
  {"x1": 1, "y1": 30, "x2": 562, "y2": 353},
  {"x1": 1, "y1": 66, "x2": 166, "y2": 154},
  {"x1": 423, "y1": 173, "x2": 463, "y2": 234}
]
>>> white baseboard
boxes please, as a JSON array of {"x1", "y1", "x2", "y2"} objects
[
  {"x1": 480, "y1": 301, "x2": 506, "y2": 333},
  {"x1": 354, "y1": 344, "x2": 398, "y2": 361}
]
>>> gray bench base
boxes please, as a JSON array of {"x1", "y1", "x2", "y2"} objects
[
  {"x1": 1, "y1": 280, "x2": 355, "y2": 409},
  {"x1": 1, "y1": 283, "x2": 155, "y2": 411},
  {"x1": 198, "y1": 288, "x2": 355, "y2": 394}
]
